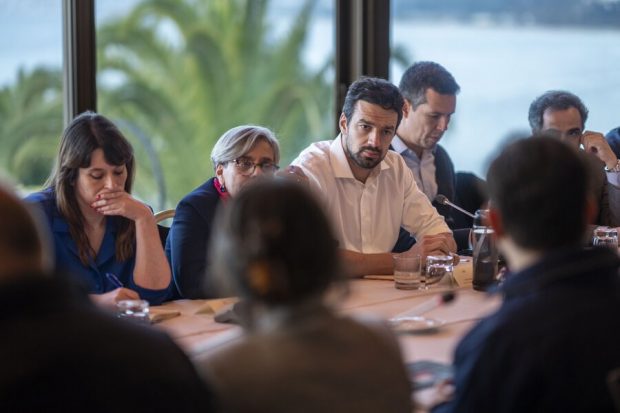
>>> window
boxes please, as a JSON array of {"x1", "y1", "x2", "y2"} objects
[
  {"x1": 0, "y1": 0, "x2": 63, "y2": 190},
  {"x1": 391, "y1": 0, "x2": 620, "y2": 178},
  {"x1": 96, "y1": 0, "x2": 335, "y2": 209}
]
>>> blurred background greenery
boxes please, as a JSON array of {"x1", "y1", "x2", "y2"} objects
[{"x1": 0, "y1": 0, "x2": 333, "y2": 209}]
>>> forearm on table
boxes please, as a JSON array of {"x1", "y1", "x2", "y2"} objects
[
  {"x1": 133, "y1": 216, "x2": 172, "y2": 290},
  {"x1": 340, "y1": 249, "x2": 394, "y2": 277}
]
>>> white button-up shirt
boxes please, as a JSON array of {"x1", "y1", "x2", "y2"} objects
[{"x1": 292, "y1": 136, "x2": 450, "y2": 253}]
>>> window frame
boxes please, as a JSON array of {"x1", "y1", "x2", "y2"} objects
[
  {"x1": 62, "y1": 0, "x2": 96, "y2": 126},
  {"x1": 62, "y1": 0, "x2": 391, "y2": 133}
]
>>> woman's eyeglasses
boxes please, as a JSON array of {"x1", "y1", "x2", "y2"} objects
[{"x1": 230, "y1": 158, "x2": 279, "y2": 175}]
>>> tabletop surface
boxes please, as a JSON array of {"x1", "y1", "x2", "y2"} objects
[{"x1": 153, "y1": 260, "x2": 501, "y2": 365}]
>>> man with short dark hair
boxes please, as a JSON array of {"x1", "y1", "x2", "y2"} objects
[
  {"x1": 432, "y1": 137, "x2": 620, "y2": 412},
  {"x1": 293, "y1": 77, "x2": 456, "y2": 277},
  {"x1": 393, "y1": 61, "x2": 460, "y2": 227},
  {"x1": 0, "y1": 183, "x2": 214, "y2": 412},
  {"x1": 528, "y1": 90, "x2": 620, "y2": 226}
]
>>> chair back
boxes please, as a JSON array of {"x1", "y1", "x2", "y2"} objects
[
  {"x1": 154, "y1": 209, "x2": 175, "y2": 223},
  {"x1": 154, "y1": 209, "x2": 175, "y2": 248}
]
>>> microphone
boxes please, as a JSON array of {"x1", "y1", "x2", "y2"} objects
[{"x1": 434, "y1": 194, "x2": 475, "y2": 219}]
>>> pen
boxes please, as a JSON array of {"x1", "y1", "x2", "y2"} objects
[{"x1": 105, "y1": 272, "x2": 124, "y2": 289}]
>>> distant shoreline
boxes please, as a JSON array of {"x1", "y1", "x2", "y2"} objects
[{"x1": 392, "y1": 16, "x2": 620, "y2": 32}]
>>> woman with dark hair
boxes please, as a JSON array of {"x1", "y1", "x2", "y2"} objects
[
  {"x1": 195, "y1": 180, "x2": 412, "y2": 413},
  {"x1": 166, "y1": 125, "x2": 281, "y2": 299},
  {"x1": 25, "y1": 111, "x2": 171, "y2": 306}
]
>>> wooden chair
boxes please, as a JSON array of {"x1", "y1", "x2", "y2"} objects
[
  {"x1": 154, "y1": 209, "x2": 175, "y2": 223},
  {"x1": 154, "y1": 209, "x2": 175, "y2": 247}
]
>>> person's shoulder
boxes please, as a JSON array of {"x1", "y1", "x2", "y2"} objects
[
  {"x1": 88, "y1": 313, "x2": 215, "y2": 408},
  {"x1": 23, "y1": 188, "x2": 57, "y2": 218},
  {"x1": 434, "y1": 144, "x2": 454, "y2": 162},
  {"x1": 81, "y1": 306, "x2": 196, "y2": 365},
  {"x1": 292, "y1": 140, "x2": 335, "y2": 181},
  {"x1": 295, "y1": 140, "x2": 332, "y2": 163},
  {"x1": 178, "y1": 178, "x2": 220, "y2": 209},
  {"x1": 383, "y1": 150, "x2": 413, "y2": 178},
  {"x1": 24, "y1": 187, "x2": 54, "y2": 204},
  {"x1": 456, "y1": 297, "x2": 536, "y2": 359}
]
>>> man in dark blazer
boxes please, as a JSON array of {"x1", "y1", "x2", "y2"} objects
[
  {"x1": 392, "y1": 61, "x2": 478, "y2": 251},
  {"x1": 0, "y1": 183, "x2": 214, "y2": 412},
  {"x1": 392, "y1": 61, "x2": 460, "y2": 227}
]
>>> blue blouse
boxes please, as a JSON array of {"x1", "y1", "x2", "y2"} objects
[{"x1": 25, "y1": 189, "x2": 170, "y2": 304}]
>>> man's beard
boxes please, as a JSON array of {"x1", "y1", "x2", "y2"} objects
[{"x1": 344, "y1": 133, "x2": 383, "y2": 169}]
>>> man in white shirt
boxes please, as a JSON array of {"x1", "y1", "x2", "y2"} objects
[{"x1": 292, "y1": 77, "x2": 456, "y2": 277}]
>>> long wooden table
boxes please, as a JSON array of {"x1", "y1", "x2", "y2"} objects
[
  {"x1": 153, "y1": 261, "x2": 501, "y2": 364},
  {"x1": 151, "y1": 263, "x2": 500, "y2": 412}
]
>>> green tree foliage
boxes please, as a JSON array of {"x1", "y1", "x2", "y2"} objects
[
  {"x1": 97, "y1": 0, "x2": 333, "y2": 208},
  {"x1": 0, "y1": 67, "x2": 62, "y2": 188}
]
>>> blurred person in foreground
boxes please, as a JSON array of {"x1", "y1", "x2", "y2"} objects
[
  {"x1": 529, "y1": 90, "x2": 620, "y2": 227},
  {"x1": 195, "y1": 180, "x2": 411, "y2": 413},
  {"x1": 25, "y1": 111, "x2": 171, "y2": 307},
  {"x1": 0, "y1": 183, "x2": 214, "y2": 412},
  {"x1": 166, "y1": 125, "x2": 289, "y2": 299},
  {"x1": 292, "y1": 77, "x2": 456, "y2": 277},
  {"x1": 432, "y1": 137, "x2": 620, "y2": 412}
]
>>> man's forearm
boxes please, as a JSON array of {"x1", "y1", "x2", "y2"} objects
[{"x1": 339, "y1": 249, "x2": 394, "y2": 278}]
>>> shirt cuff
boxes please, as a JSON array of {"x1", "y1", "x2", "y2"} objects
[
  {"x1": 606, "y1": 171, "x2": 620, "y2": 188},
  {"x1": 129, "y1": 280, "x2": 174, "y2": 305}
]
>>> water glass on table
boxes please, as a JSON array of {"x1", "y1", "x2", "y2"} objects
[
  {"x1": 425, "y1": 255, "x2": 455, "y2": 288},
  {"x1": 117, "y1": 299, "x2": 151, "y2": 326},
  {"x1": 592, "y1": 226, "x2": 618, "y2": 250},
  {"x1": 393, "y1": 255, "x2": 422, "y2": 290}
]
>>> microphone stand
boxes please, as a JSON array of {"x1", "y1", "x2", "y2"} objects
[{"x1": 434, "y1": 194, "x2": 475, "y2": 219}]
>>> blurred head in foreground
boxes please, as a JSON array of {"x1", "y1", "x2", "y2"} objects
[
  {"x1": 487, "y1": 136, "x2": 595, "y2": 260},
  {"x1": 211, "y1": 180, "x2": 342, "y2": 310},
  {"x1": 0, "y1": 183, "x2": 53, "y2": 281}
]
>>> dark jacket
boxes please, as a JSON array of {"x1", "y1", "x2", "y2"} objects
[
  {"x1": 433, "y1": 145, "x2": 457, "y2": 228},
  {"x1": 0, "y1": 274, "x2": 214, "y2": 412},
  {"x1": 392, "y1": 145, "x2": 458, "y2": 252},
  {"x1": 166, "y1": 178, "x2": 222, "y2": 299},
  {"x1": 433, "y1": 247, "x2": 620, "y2": 413}
]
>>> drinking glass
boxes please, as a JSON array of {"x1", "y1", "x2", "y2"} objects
[
  {"x1": 117, "y1": 299, "x2": 150, "y2": 325},
  {"x1": 592, "y1": 226, "x2": 618, "y2": 250},
  {"x1": 393, "y1": 255, "x2": 422, "y2": 290},
  {"x1": 425, "y1": 255, "x2": 454, "y2": 288}
]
